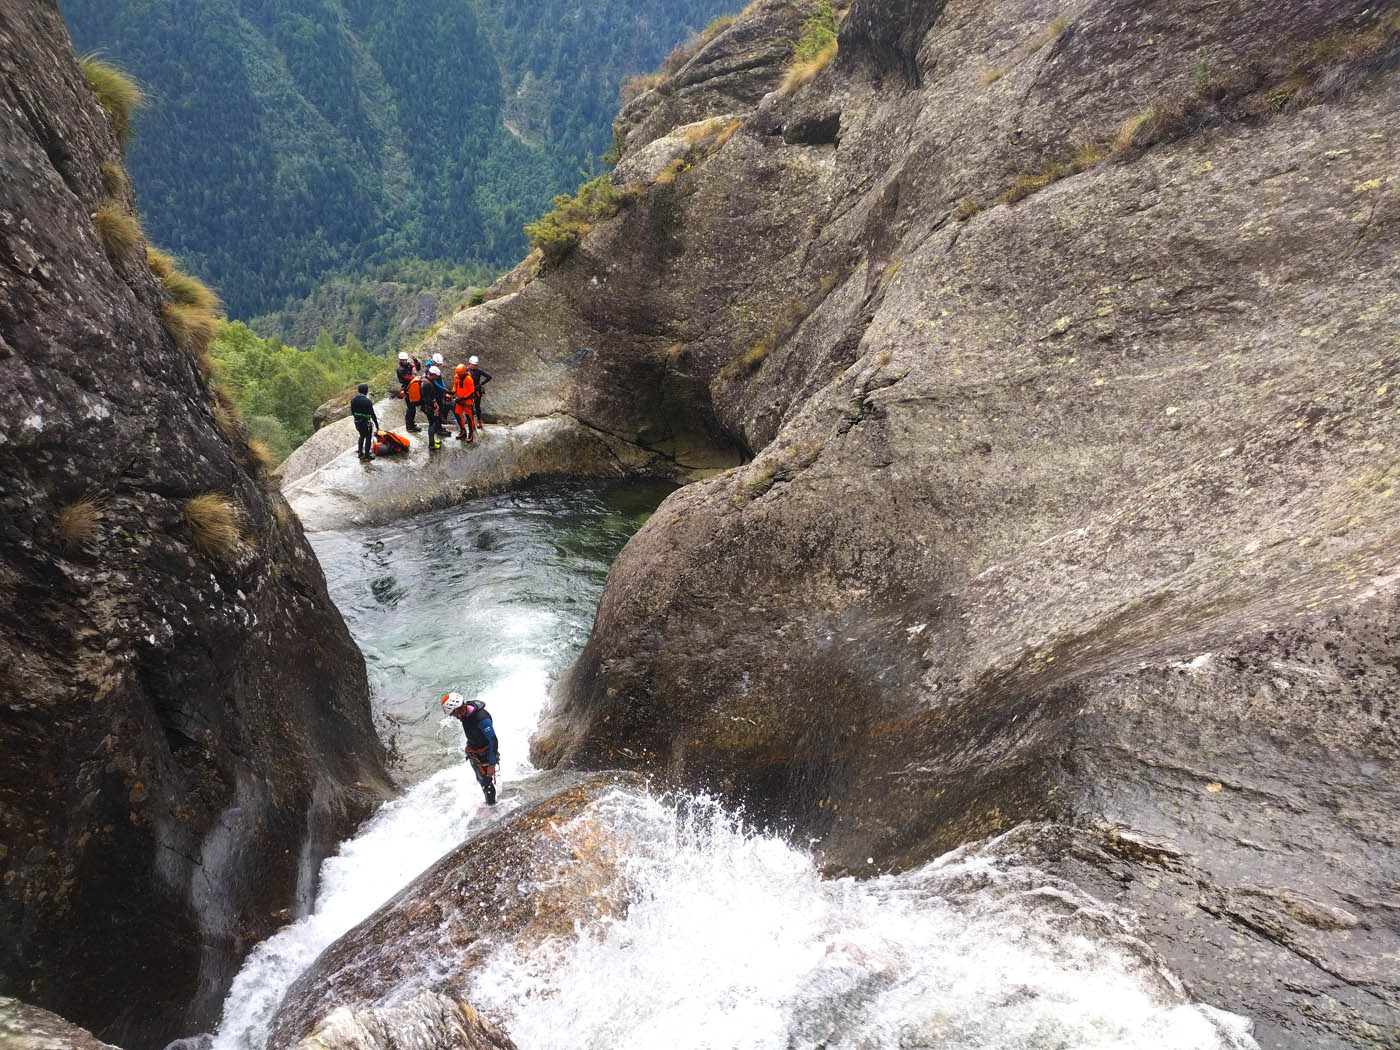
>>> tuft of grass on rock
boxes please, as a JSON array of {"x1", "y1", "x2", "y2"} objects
[
  {"x1": 702, "y1": 13, "x2": 738, "y2": 43},
  {"x1": 185, "y1": 493, "x2": 241, "y2": 558},
  {"x1": 93, "y1": 202, "x2": 143, "y2": 259},
  {"x1": 146, "y1": 245, "x2": 175, "y2": 280},
  {"x1": 1000, "y1": 165, "x2": 1061, "y2": 204},
  {"x1": 161, "y1": 269, "x2": 220, "y2": 312},
  {"x1": 247, "y1": 438, "x2": 278, "y2": 471},
  {"x1": 782, "y1": 40, "x2": 839, "y2": 94},
  {"x1": 1112, "y1": 110, "x2": 1156, "y2": 152},
  {"x1": 980, "y1": 67, "x2": 1006, "y2": 87},
  {"x1": 162, "y1": 302, "x2": 218, "y2": 356},
  {"x1": 153, "y1": 257, "x2": 221, "y2": 358},
  {"x1": 654, "y1": 158, "x2": 689, "y2": 185},
  {"x1": 100, "y1": 160, "x2": 129, "y2": 197},
  {"x1": 57, "y1": 495, "x2": 106, "y2": 549},
  {"x1": 80, "y1": 56, "x2": 143, "y2": 146},
  {"x1": 1025, "y1": 15, "x2": 1069, "y2": 53},
  {"x1": 954, "y1": 197, "x2": 984, "y2": 221},
  {"x1": 620, "y1": 71, "x2": 666, "y2": 103}
]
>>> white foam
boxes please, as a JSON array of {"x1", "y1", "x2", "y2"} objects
[
  {"x1": 469, "y1": 791, "x2": 1258, "y2": 1050},
  {"x1": 208, "y1": 764, "x2": 484, "y2": 1050}
]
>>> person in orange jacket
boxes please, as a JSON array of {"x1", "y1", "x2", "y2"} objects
[{"x1": 451, "y1": 363, "x2": 476, "y2": 442}]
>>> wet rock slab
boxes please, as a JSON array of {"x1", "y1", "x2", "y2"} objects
[
  {"x1": 290, "y1": 993, "x2": 516, "y2": 1050},
  {"x1": 0, "y1": 998, "x2": 123, "y2": 1050},
  {"x1": 281, "y1": 398, "x2": 675, "y2": 532},
  {"x1": 267, "y1": 773, "x2": 645, "y2": 1047}
]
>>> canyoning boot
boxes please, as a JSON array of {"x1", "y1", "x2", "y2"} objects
[
  {"x1": 455, "y1": 431, "x2": 467, "y2": 440},
  {"x1": 407, "y1": 425, "x2": 422, "y2": 432}
]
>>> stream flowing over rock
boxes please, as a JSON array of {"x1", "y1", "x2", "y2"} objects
[
  {"x1": 0, "y1": 4, "x2": 391, "y2": 1047},
  {"x1": 266, "y1": 773, "x2": 643, "y2": 1048},
  {"x1": 410, "y1": 0, "x2": 1400, "y2": 1046}
]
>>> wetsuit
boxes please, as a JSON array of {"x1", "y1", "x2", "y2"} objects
[
  {"x1": 396, "y1": 358, "x2": 421, "y2": 430},
  {"x1": 350, "y1": 393, "x2": 379, "y2": 458},
  {"x1": 468, "y1": 364, "x2": 491, "y2": 426},
  {"x1": 452, "y1": 372, "x2": 476, "y2": 440},
  {"x1": 423, "y1": 373, "x2": 448, "y2": 450},
  {"x1": 451, "y1": 703, "x2": 500, "y2": 804}
]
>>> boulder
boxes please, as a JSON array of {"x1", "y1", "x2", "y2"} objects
[
  {"x1": 290, "y1": 993, "x2": 515, "y2": 1050},
  {"x1": 313, "y1": 387, "x2": 357, "y2": 431},
  {"x1": 0, "y1": 998, "x2": 123, "y2": 1050},
  {"x1": 0, "y1": 5, "x2": 390, "y2": 1047},
  {"x1": 267, "y1": 773, "x2": 644, "y2": 1047}
]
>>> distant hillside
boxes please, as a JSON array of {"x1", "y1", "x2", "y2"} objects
[{"x1": 58, "y1": 0, "x2": 734, "y2": 318}]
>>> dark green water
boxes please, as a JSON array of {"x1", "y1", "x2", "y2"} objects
[{"x1": 308, "y1": 479, "x2": 674, "y2": 780}]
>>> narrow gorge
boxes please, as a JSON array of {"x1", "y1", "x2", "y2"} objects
[{"x1": 1, "y1": 0, "x2": 1396, "y2": 1049}]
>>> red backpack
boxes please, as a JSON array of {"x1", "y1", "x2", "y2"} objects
[{"x1": 406, "y1": 376, "x2": 423, "y2": 403}]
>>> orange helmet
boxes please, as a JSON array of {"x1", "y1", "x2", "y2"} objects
[{"x1": 455, "y1": 363, "x2": 467, "y2": 375}]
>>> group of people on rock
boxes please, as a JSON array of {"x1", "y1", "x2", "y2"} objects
[{"x1": 349, "y1": 350, "x2": 493, "y2": 459}]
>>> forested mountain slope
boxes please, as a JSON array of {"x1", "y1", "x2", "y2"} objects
[{"x1": 58, "y1": 0, "x2": 733, "y2": 318}]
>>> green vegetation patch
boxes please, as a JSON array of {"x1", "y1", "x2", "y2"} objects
[
  {"x1": 525, "y1": 175, "x2": 626, "y2": 266},
  {"x1": 209, "y1": 322, "x2": 386, "y2": 465}
]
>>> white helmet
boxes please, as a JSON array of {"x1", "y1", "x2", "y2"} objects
[
  {"x1": 469, "y1": 356, "x2": 479, "y2": 365},
  {"x1": 428, "y1": 364, "x2": 441, "y2": 376},
  {"x1": 398, "y1": 351, "x2": 409, "y2": 361},
  {"x1": 441, "y1": 692, "x2": 464, "y2": 714},
  {"x1": 432, "y1": 352, "x2": 444, "y2": 365}
]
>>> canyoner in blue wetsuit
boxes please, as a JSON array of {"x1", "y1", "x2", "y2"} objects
[{"x1": 442, "y1": 692, "x2": 499, "y2": 805}]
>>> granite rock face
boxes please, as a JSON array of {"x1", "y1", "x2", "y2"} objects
[
  {"x1": 407, "y1": 0, "x2": 1400, "y2": 1045},
  {"x1": 0, "y1": 5, "x2": 390, "y2": 1047},
  {"x1": 0, "y1": 998, "x2": 124, "y2": 1050},
  {"x1": 289, "y1": 993, "x2": 516, "y2": 1050}
]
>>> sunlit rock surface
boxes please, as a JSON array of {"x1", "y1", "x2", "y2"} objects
[
  {"x1": 290, "y1": 993, "x2": 516, "y2": 1050},
  {"x1": 0, "y1": 999, "x2": 124, "y2": 1050}
]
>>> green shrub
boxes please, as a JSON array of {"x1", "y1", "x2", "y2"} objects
[
  {"x1": 79, "y1": 56, "x2": 143, "y2": 146},
  {"x1": 781, "y1": 0, "x2": 839, "y2": 94},
  {"x1": 794, "y1": 0, "x2": 838, "y2": 61},
  {"x1": 524, "y1": 175, "x2": 624, "y2": 265}
]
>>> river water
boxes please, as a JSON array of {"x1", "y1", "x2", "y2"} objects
[{"x1": 202, "y1": 480, "x2": 1258, "y2": 1050}]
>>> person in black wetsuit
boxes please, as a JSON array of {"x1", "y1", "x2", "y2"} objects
[
  {"x1": 350, "y1": 384, "x2": 379, "y2": 460},
  {"x1": 467, "y1": 355, "x2": 491, "y2": 429},
  {"x1": 422, "y1": 364, "x2": 448, "y2": 450},
  {"x1": 441, "y1": 692, "x2": 499, "y2": 804},
  {"x1": 396, "y1": 352, "x2": 422, "y2": 431}
]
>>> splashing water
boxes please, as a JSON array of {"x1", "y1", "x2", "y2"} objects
[{"x1": 469, "y1": 790, "x2": 1257, "y2": 1050}]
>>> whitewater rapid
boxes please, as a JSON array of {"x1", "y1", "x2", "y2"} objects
[
  {"x1": 472, "y1": 789, "x2": 1256, "y2": 1050},
  {"x1": 199, "y1": 484, "x2": 1258, "y2": 1050}
]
